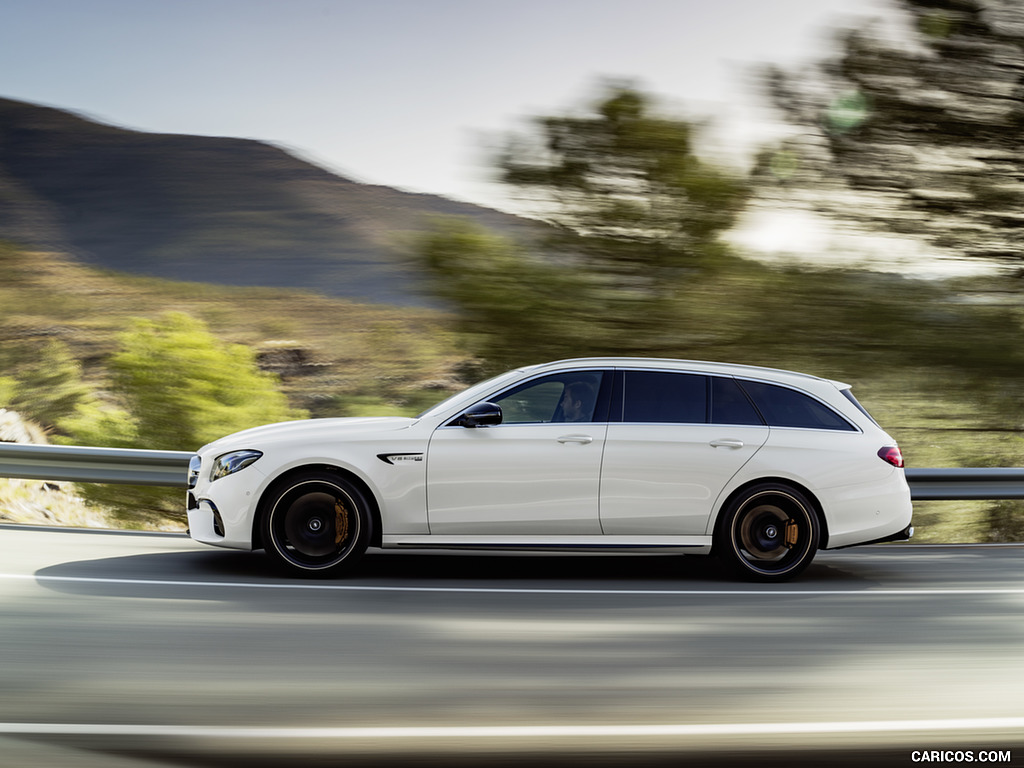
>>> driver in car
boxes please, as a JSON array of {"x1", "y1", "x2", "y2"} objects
[{"x1": 559, "y1": 380, "x2": 597, "y2": 422}]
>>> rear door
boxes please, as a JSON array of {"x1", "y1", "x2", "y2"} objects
[{"x1": 599, "y1": 371, "x2": 769, "y2": 535}]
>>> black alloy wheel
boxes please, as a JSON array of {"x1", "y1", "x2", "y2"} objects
[
  {"x1": 719, "y1": 483, "x2": 820, "y2": 582},
  {"x1": 262, "y1": 471, "x2": 370, "y2": 576}
]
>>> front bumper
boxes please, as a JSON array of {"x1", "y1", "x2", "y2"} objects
[{"x1": 187, "y1": 455, "x2": 263, "y2": 550}]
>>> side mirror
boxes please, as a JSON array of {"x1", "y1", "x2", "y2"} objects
[{"x1": 457, "y1": 402, "x2": 502, "y2": 428}]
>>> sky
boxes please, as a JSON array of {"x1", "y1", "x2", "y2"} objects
[{"x1": 0, "y1": 0, "x2": 891, "y2": 215}]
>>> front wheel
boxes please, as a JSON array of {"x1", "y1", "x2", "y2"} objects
[
  {"x1": 718, "y1": 484, "x2": 820, "y2": 582},
  {"x1": 261, "y1": 471, "x2": 370, "y2": 577}
]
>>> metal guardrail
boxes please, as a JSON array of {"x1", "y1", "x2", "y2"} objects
[
  {"x1": 905, "y1": 468, "x2": 1024, "y2": 501},
  {"x1": 0, "y1": 443, "x2": 191, "y2": 487},
  {"x1": 0, "y1": 442, "x2": 1023, "y2": 499}
]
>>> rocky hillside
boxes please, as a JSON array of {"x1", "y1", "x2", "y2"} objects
[{"x1": 0, "y1": 97, "x2": 536, "y2": 306}]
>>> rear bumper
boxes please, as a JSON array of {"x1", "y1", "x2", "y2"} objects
[
  {"x1": 819, "y1": 469, "x2": 914, "y2": 550},
  {"x1": 830, "y1": 524, "x2": 914, "y2": 550}
]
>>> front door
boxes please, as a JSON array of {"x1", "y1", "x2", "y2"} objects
[{"x1": 427, "y1": 371, "x2": 608, "y2": 535}]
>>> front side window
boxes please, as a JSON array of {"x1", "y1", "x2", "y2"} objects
[
  {"x1": 738, "y1": 380, "x2": 856, "y2": 431},
  {"x1": 490, "y1": 371, "x2": 605, "y2": 424},
  {"x1": 622, "y1": 371, "x2": 707, "y2": 424}
]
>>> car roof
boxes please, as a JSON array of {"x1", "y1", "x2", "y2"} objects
[{"x1": 525, "y1": 357, "x2": 850, "y2": 390}]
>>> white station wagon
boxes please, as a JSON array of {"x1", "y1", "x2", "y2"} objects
[{"x1": 187, "y1": 358, "x2": 913, "y2": 581}]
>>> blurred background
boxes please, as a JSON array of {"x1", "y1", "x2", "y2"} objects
[{"x1": 0, "y1": 0, "x2": 1022, "y2": 541}]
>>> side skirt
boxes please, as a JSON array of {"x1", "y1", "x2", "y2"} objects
[{"x1": 381, "y1": 534, "x2": 713, "y2": 555}]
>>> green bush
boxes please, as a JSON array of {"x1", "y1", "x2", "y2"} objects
[
  {"x1": 64, "y1": 312, "x2": 305, "y2": 524},
  {"x1": 0, "y1": 339, "x2": 90, "y2": 428}
]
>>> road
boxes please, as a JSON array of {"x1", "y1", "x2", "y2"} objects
[{"x1": 1, "y1": 524, "x2": 1023, "y2": 767}]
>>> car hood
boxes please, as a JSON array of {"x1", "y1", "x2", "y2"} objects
[{"x1": 199, "y1": 417, "x2": 417, "y2": 454}]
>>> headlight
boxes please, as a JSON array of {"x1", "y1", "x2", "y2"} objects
[
  {"x1": 210, "y1": 450, "x2": 263, "y2": 482},
  {"x1": 188, "y1": 456, "x2": 202, "y2": 489}
]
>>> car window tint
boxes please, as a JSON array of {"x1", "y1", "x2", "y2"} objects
[
  {"x1": 623, "y1": 371, "x2": 707, "y2": 424},
  {"x1": 739, "y1": 380, "x2": 855, "y2": 431},
  {"x1": 711, "y1": 377, "x2": 764, "y2": 425},
  {"x1": 492, "y1": 372, "x2": 603, "y2": 424}
]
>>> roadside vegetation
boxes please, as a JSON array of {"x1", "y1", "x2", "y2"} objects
[{"x1": 0, "y1": 243, "x2": 464, "y2": 525}]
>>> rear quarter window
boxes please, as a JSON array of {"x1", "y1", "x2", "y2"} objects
[
  {"x1": 841, "y1": 388, "x2": 879, "y2": 426},
  {"x1": 739, "y1": 380, "x2": 856, "y2": 431}
]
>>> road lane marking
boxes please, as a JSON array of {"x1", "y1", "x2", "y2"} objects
[
  {"x1": 1, "y1": 717, "x2": 1024, "y2": 738},
  {"x1": 2, "y1": 572, "x2": 1024, "y2": 596}
]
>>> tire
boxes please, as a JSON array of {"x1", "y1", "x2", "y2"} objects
[
  {"x1": 261, "y1": 471, "x2": 370, "y2": 577},
  {"x1": 718, "y1": 483, "x2": 820, "y2": 582}
]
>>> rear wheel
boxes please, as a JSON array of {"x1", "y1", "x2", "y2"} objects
[
  {"x1": 261, "y1": 471, "x2": 370, "y2": 576},
  {"x1": 718, "y1": 483, "x2": 820, "y2": 582}
]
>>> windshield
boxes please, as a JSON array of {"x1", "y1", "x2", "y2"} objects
[{"x1": 415, "y1": 368, "x2": 527, "y2": 419}]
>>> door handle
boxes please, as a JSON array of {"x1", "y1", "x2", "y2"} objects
[
  {"x1": 557, "y1": 435, "x2": 594, "y2": 444},
  {"x1": 710, "y1": 438, "x2": 745, "y2": 449}
]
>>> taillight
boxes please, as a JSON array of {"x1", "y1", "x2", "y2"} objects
[{"x1": 878, "y1": 446, "x2": 904, "y2": 468}]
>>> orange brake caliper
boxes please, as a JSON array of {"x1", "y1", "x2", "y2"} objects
[
  {"x1": 334, "y1": 499, "x2": 350, "y2": 546},
  {"x1": 784, "y1": 519, "x2": 799, "y2": 548}
]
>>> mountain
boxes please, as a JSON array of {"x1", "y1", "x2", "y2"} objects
[{"x1": 0, "y1": 97, "x2": 536, "y2": 306}]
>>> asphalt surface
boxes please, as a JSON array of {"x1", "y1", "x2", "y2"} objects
[{"x1": 1, "y1": 524, "x2": 1023, "y2": 767}]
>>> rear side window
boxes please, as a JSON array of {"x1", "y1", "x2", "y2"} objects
[
  {"x1": 623, "y1": 371, "x2": 707, "y2": 424},
  {"x1": 739, "y1": 380, "x2": 856, "y2": 431},
  {"x1": 711, "y1": 377, "x2": 764, "y2": 426}
]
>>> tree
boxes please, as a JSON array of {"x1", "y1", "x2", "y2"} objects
[
  {"x1": 65, "y1": 312, "x2": 303, "y2": 523},
  {"x1": 418, "y1": 83, "x2": 750, "y2": 371},
  {"x1": 419, "y1": 217, "x2": 597, "y2": 368},
  {"x1": 500, "y1": 85, "x2": 749, "y2": 282},
  {"x1": 760, "y1": 0, "x2": 1024, "y2": 265}
]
